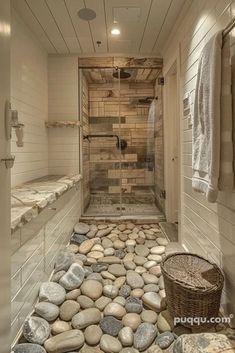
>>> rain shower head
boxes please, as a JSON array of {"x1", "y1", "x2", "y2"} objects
[{"x1": 113, "y1": 68, "x2": 131, "y2": 79}]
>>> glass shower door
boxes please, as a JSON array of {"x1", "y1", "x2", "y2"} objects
[
  {"x1": 81, "y1": 68, "x2": 122, "y2": 216},
  {"x1": 118, "y1": 70, "x2": 158, "y2": 217}
]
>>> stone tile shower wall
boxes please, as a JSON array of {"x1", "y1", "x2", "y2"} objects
[{"x1": 88, "y1": 81, "x2": 156, "y2": 202}]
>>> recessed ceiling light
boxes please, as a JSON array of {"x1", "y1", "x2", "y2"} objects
[
  {"x1": 111, "y1": 28, "x2": 121, "y2": 35},
  {"x1": 78, "y1": 8, "x2": 96, "y2": 21}
]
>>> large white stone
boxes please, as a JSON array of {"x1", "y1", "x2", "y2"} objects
[
  {"x1": 142, "y1": 292, "x2": 165, "y2": 312},
  {"x1": 39, "y1": 282, "x2": 66, "y2": 305},
  {"x1": 104, "y1": 302, "x2": 126, "y2": 319},
  {"x1": 150, "y1": 246, "x2": 165, "y2": 255},
  {"x1": 59, "y1": 263, "x2": 85, "y2": 290}
]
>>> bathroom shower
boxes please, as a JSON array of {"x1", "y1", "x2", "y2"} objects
[
  {"x1": 81, "y1": 66, "x2": 163, "y2": 218},
  {"x1": 112, "y1": 68, "x2": 132, "y2": 79}
]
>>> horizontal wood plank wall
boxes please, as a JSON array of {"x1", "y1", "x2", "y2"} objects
[
  {"x1": 78, "y1": 57, "x2": 163, "y2": 69},
  {"x1": 163, "y1": 0, "x2": 235, "y2": 321},
  {"x1": 11, "y1": 10, "x2": 48, "y2": 187},
  {"x1": 48, "y1": 56, "x2": 80, "y2": 175}
]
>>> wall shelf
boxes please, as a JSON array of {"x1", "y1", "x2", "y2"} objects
[
  {"x1": 89, "y1": 116, "x2": 126, "y2": 119},
  {"x1": 45, "y1": 121, "x2": 82, "y2": 128}
]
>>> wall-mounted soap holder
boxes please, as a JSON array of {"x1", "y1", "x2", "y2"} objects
[
  {"x1": 0, "y1": 156, "x2": 15, "y2": 169},
  {"x1": 5, "y1": 100, "x2": 24, "y2": 147}
]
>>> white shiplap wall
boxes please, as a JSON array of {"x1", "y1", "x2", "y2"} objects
[
  {"x1": 11, "y1": 9, "x2": 48, "y2": 187},
  {"x1": 163, "y1": 0, "x2": 235, "y2": 321},
  {"x1": 48, "y1": 56, "x2": 80, "y2": 175}
]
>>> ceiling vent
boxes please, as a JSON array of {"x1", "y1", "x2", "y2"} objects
[
  {"x1": 113, "y1": 7, "x2": 141, "y2": 23},
  {"x1": 78, "y1": 8, "x2": 96, "y2": 21}
]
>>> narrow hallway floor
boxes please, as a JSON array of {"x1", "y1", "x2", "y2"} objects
[{"x1": 14, "y1": 222, "x2": 235, "y2": 353}]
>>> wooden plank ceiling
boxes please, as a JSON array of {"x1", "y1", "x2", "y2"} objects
[
  {"x1": 83, "y1": 68, "x2": 161, "y2": 83},
  {"x1": 12, "y1": 0, "x2": 187, "y2": 55}
]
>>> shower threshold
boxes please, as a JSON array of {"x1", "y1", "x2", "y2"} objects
[
  {"x1": 81, "y1": 202, "x2": 165, "y2": 223},
  {"x1": 80, "y1": 215, "x2": 165, "y2": 224}
]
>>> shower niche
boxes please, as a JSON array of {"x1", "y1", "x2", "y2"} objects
[{"x1": 79, "y1": 61, "x2": 164, "y2": 219}]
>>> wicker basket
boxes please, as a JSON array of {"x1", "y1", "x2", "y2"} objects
[{"x1": 161, "y1": 253, "x2": 224, "y2": 328}]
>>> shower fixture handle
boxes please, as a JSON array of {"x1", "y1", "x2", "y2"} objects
[
  {"x1": 117, "y1": 138, "x2": 128, "y2": 151},
  {"x1": 83, "y1": 134, "x2": 128, "y2": 151},
  {"x1": 83, "y1": 134, "x2": 91, "y2": 142}
]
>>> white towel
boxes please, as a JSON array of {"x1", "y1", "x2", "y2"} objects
[
  {"x1": 230, "y1": 44, "x2": 235, "y2": 188},
  {"x1": 192, "y1": 30, "x2": 233, "y2": 203},
  {"x1": 219, "y1": 34, "x2": 234, "y2": 190}
]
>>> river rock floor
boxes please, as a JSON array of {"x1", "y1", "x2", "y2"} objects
[{"x1": 13, "y1": 222, "x2": 234, "y2": 353}]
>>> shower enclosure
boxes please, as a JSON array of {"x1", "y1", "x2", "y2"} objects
[{"x1": 79, "y1": 65, "x2": 164, "y2": 219}]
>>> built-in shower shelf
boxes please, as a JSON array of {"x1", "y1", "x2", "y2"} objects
[
  {"x1": 45, "y1": 121, "x2": 82, "y2": 128},
  {"x1": 89, "y1": 116, "x2": 127, "y2": 119}
]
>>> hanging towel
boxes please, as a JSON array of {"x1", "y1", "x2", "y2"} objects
[
  {"x1": 192, "y1": 30, "x2": 234, "y2": 202},
  {"x1": 230, "y1": 44, "x2": 235, "y2": 187},
  {"x1": 219, "y1": 34, "x2": 234, "y2": 191}
]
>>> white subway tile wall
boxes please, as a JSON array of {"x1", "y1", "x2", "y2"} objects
[
  {"x1": 48, "y1": 56, "x2": 80, "y2": 175},
  {"x1": 10, "y1": 11, "x2": 83, "y2": 343},
  {"x1": 10, "y1": 184, "x2": 82, "y2": 343},
  {"x1": 163, "y1": 0, "x2": 235, "y2": 320},
  {"x1": 48, "y1": 56, "x2": 78, "y2": 121},
  {"x1": 11, "y1": 9, "x2": 48, "y2": 187}
]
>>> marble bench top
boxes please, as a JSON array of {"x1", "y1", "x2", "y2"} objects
[{"x1": 11, "y1": 174, "x2": 82, "y2": 232}]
